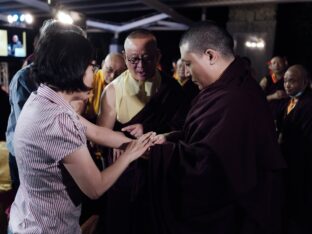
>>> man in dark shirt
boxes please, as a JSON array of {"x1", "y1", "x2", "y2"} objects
[
  {"x1": 149, "y1": 21, "x2": 286, "y2": 234},
  {"x1": 276, "y1": 64, "x2": 312, "y2": 234}
]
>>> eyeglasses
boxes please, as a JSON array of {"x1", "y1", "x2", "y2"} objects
[{"x1": 125, "y1": 55, "x2": 154, "y2": 65}]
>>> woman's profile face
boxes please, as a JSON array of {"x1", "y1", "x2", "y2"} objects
[
  {"x1": 77, "y1": 65, "x2": 94, "y2": 101},
  {"x1": 84, "y1": 65, "x2": 94, "y2": 88}
]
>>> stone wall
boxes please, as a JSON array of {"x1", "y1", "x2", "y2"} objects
[{"x1": 227, "y1": 4, "x2": 277, "y2": 80}]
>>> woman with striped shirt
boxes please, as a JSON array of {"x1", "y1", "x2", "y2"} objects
[{"x1": 8, "y1": 30, "x2": 155, "y2": 234}]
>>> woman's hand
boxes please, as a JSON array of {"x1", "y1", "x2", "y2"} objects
[
  {"x1": 121, "y1": 131, "x2": 156, "y2": 163},
  {"x1": 113, "y1": 148, "x2": 124, "y2": 162}
]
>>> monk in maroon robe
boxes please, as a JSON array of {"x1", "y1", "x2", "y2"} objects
[
  {"x1": 149, "y1": 21, "x2": 286, "y2": 234},
  {"x1": 96, "y1": 30, "x2": 188, "y2": 234}
]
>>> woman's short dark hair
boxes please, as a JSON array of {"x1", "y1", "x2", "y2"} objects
[{"x1": 32, "y1": 31, "x2": 93, "y2": 92}]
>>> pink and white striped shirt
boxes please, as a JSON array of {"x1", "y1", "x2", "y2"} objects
[{"x1": 9, "y1": 84, "x2": 87, "y2": 233}]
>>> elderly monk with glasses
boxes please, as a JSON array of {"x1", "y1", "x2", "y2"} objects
[{"x1": 96, "y1": 29, "x2": 189, "y2": 234}]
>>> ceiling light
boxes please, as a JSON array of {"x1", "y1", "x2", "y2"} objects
[
  {"x1": 13, "y1": 14, "x2": 18, "y2": 22},
  {"x1": 7, "y1": 13, "x2": 34, "y2": 24},
  {"x1": 20, "y1": 14, "x2": 25, "y2": 22},
  {"x1": 7, "y1": 15, "x2": 14, "y2": 24},
  {"x1": 245, "y1": 38, "x2": 265, "y2": 50},
  {"x1": 25, "y1": 14, "x2": 33, "y2": 24},
  {"x1": 56, "y1": 11, "x2": 73, "y2": 24}
]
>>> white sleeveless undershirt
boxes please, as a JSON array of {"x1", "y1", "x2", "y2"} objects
[{"x1": 112, "y1": 70, "x2": 161, "y2": 123}]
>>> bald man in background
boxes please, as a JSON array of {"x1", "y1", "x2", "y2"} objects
[
  {"x1": 276, "y1": 65, "x2": 312, "y2": 234},
  {"x1": 102, "y1": 53, "x2": 127, "y2": 84},
  {"x1": 175, "y1": 58, "x2": 199, "y2": 104},
  {"x1": 84, "y1": 52, "x2": 126, "y2": 121}
]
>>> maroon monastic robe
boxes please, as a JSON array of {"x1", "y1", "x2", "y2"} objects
[
  {"x1": 148, "y1": 58, "x2": 286, "y2": 234},
  {"x1": 98, "y1": 72, "x2": 189, "y2": 234}
]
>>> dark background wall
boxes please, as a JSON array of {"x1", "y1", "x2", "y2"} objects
[{"x1": 274, "y1": 3, "x2": 312, "y2": 74}]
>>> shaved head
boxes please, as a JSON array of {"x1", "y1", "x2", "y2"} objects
[
  {"x1": 287, "y1": 65, "x2": 308, "y2": 81},
  {"x1": 103, "y1": 53, "x2": 125, "y2": 67},
  {"x1": 124, "y1": 29, "x2": 157, "y2": 51},
  {"x1": 284, "y1": 64, "x2": 309, "y2": 96},
  {"x1": 269, "y1": 56, "x2": 288, "y2": 74},
  {"x1": 179, "y1": 21, "x2": 234, "y2": 57},
  {"x1": 123, "y1": 29, "x2": 160, "y2": 81},
  {"x1": 102, "y1": 52, "x2": 127, "y2": 83}
]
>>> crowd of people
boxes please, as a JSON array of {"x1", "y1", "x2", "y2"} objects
[{"x1": 2, "y1": 18, "x2": 312, "y2": 234}]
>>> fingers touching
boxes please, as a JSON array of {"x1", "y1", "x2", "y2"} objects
[{"x1": 122, "y1": 124, "x2": 144, "y2": 138}]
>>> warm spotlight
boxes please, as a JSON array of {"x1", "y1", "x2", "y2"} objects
[{"x1": 245, "y1": 38, "x2": 265, "y2": 50}]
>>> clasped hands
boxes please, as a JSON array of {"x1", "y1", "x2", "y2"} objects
[{"x1": 113, "y1": 124, "x2": 166, "y2": 161}]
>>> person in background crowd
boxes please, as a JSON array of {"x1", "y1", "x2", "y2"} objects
[
  {"x1": 103, "y1": 53, "x2": 127, "y2": 84},
  {"x1": 84, "y1": 53, "x2": 126, "y2": 121},
  {"x1": 175, "y1": 58, "x2": 199, "y2": 102},
  {"x1": 276, "y1": 65, "x2": 312, "y2": 234},
  {"x1": 8, "y1": 34, "x2": 22, "y2": 56},
  {"x1": 259, "y1": 56, "x2": 288, "y2": 118}
]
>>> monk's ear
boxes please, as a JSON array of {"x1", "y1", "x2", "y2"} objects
[
  {"x1": 204, "y1": 49, "x2": 217, "y2": 65},
  {"x1": 122, "y1": 50, "x2": 127, "y2": 62}
]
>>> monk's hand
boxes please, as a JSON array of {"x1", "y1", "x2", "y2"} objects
[
  {"x1": 122, "y1": 132, "x2": 156, "y2": 162},
  {"x1": 152, "y1": 134, "x2": 167, "y2": 144},
  {"x1": 121, "y1": 124, "x2": 144, "y2": 138}
]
